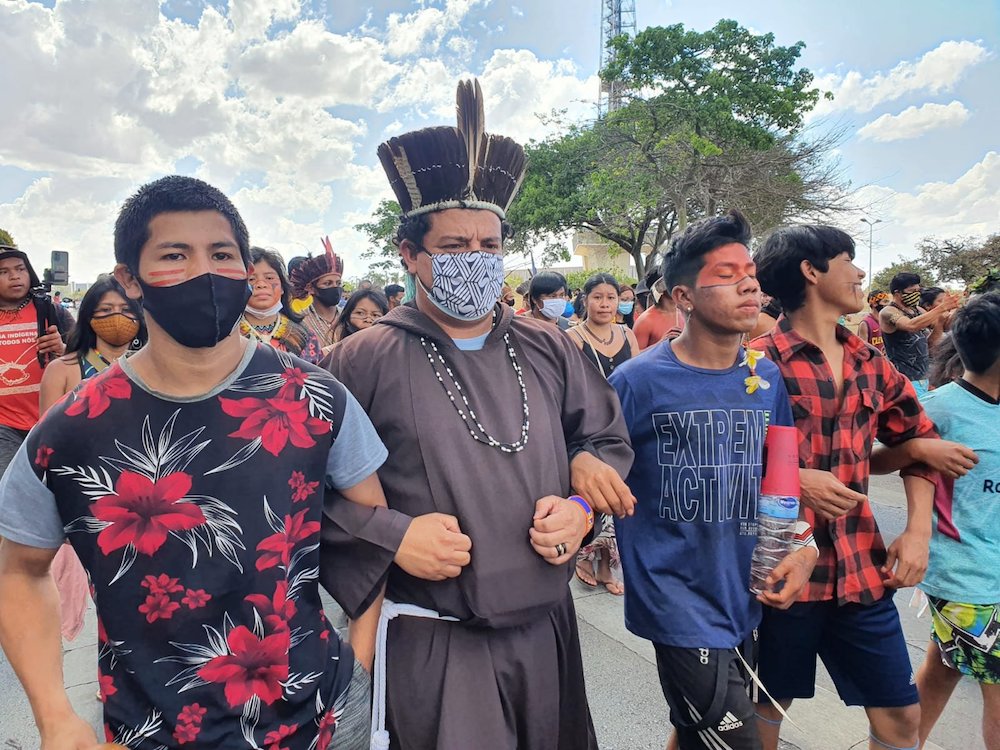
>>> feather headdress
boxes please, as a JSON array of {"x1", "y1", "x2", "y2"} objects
[
  {"x1": 289, "y1": 235, "x2": 344, "y2": 297},
  {"x1": 377, "y1": 79, "x2": 527, "y2": 220}
]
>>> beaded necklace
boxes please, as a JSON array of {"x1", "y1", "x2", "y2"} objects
[
  {"x1": 419, "y1": 330, "x2": 530, "y2": 453},
  {"x1": 0, "y1": 297, "x2": 31, "y2": 319},
  {"x1": 583, "y1": 322, "x2": 614, "y2": 346},
  {"x1": 241, "y1": 315, "x2": 287, "y2": 344}
]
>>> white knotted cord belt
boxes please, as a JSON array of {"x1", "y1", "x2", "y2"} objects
[{"x1": 370, "y1": 600, "x2": 459, "y2": 750}]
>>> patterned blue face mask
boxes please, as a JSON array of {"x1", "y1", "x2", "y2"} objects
[{"x1": 415, "y1": 248, "x2": 505, "y2": 321}]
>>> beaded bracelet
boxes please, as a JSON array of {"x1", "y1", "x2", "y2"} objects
[{"x1": 567, "y1": 495, "x2": 595, "y2": 534}]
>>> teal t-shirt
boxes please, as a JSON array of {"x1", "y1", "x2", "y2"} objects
[{"x1": 919, "y1": 381, "x2": 1000, "y2": 603}]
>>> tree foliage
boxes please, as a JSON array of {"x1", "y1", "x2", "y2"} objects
[
  {"x1": 508, "y1": 19, "x2": 850, "y2": 273},
  {"x1": 0, "y1": 228, "x2": 15, "y2": 246},
  {"x1": 356, "y1": 199, "x2": 571, "y2": 276},
  {"x1": 354, "y1": 200, "x2": 404, "y2": 281},
  {"x1": 564, "y1": 267, "x2": 637, "y2": 292},
  {"x1": 869, "y1": 257, "x2": 938, "y2": 295},
  {"x1": 916, "y1": 234, "x2": 1000, "y2": 286}
]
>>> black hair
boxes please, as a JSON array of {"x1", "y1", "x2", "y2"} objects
[
  {"x1": 333, "y1": 289, "x2": 389, "y2": 343},
  {"x1": 754, "y1": 224, "x2": 855, "y2": 312},
  {"x1": 286, "y1": 255, "x2": 308, "y2": 277},
  {"x1": 928, "y1": 336, "x2": 963, "y2": 389},
  {"x1": 661, "y1": 209, "x2": 753, "y2": 293},
  {"x1": 951, "y1": 292, "x2": 1000, "y2": 375},
  {"x1": 64, "y1": 274, "x2": 147, "y2": 355},
  {"x1": 384, "y1": 284, "x2": 405, "y2": 298},
  {"x1": 393, "y1": 210, "x2": 515, "y2": 250},
  {"x1": 890, "y1": 272, "x2": 920, "y2": 294},
  {"x1": 393, "y1": 210, "x2": 515, "y2": 276},
  {"x1": 583, "y1": 272, "x2": 620, "y2": 295},
  {"x1": 528, "y1": 271, "x2": 568, "y2": 312},
  {"x1": 250, "y1": 247, "x2": 302, "y2": 322},
  {"x1": 114, "y1": 175, "x2": 251, "y2": 274},
  {"x1": 920, "y1": 286, "x2": 945, "y2": 309}
]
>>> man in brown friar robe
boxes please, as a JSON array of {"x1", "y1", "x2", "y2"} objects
[{"x1": 320, "y1": 80, "x2": 635, "y2": 750}]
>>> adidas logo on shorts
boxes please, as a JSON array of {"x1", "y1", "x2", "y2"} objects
[{"x1": 717, "y1": 712, "x2": 744, "y2": 732}]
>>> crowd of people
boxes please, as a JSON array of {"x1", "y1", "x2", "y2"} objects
[{"x1": 0, "y1": 78, "x2": 996, "y2": 750}]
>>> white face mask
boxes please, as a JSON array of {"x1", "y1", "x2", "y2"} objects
[
  {"x1": 540, "y1": 298, "x2": 566, "y2": 320},
  {"x1": 246, "y1": 300, "x2": 283, "y2": 318}
]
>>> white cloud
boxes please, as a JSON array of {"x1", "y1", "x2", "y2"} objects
[
  {"x1": 812, "y1": 40, "x2": 990, "y2": 116},
  {"x1": 0, "y1": 176, "x2": 130, "y2": 277},
  {"x1": 236, "y1": 21, "x2": 401, "y2": 105},
  {"x1": 385, "y1": 0, "x2": 486, "y2": 58},
  {"x1": 228, "y1": 0, "x2": 302, "y2": 42},
  {"x1": 478, "y1": 50, "x2": 598, "y2": 142},
  {"x1": 856, "y1": 152, "x2": 1000, "y2": 274},
  {"x1": 857, "y1": 100, "x2": 970, "y2": 142}
]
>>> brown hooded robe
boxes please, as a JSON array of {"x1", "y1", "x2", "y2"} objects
[{"x1": 320, "y1": 302, "x2": 633, "y2": 750}]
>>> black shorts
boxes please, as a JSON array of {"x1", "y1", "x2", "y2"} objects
[
  {"x1": 757, "y1": 595, "x2": 918, "y2": 707},
  {"x1": 653, "y1": 633, "x2": 761, "y2": 750}
]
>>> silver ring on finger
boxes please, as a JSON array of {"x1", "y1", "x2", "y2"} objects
[{"x1": 555, "y1": 542, "x2": 567, "y2": 557}]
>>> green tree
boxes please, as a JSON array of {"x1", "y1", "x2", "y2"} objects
[
  {"x1": 508, "y1": 19, "x2": 849, "y2": 273},
  {"x1": 356, "y1": 199, "x2": 571, "y2": 275},
  {"x1": 869, "y1": 257, "x2": 938, "y2": 295},
  {"x1": 564, "y1": 268, "x2": 637, "y2": 291},
  {"x1": 354, "y1": 200, "x2": 403, "y2": 280},
  {"x1": 0, "y1": 228, "x2": 15, "y2": 246},
  {"x1": 916, "y1": 234, "x2": 1000, "y2": 286}
]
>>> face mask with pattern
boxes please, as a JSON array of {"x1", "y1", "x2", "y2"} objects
[
  {"x1": 90, "y1": 313, "x2": 140, "y2": 347},
  {"x1": 416, "y1": 249, "x2": 504, "y2": 321},
  {"x1": 901, "y1": 290, "x2": 921, "y2": 308}
]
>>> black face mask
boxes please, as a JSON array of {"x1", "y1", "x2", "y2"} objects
[
  {"x1": 313, "y1": 286, "x2": 342, "y2": 308},
  {"x1": 505, "y1": 298, "x2": 515, "y2": 307},
  {"x1": 138, "y1": 272, "x2": 251, "y2": 348}
]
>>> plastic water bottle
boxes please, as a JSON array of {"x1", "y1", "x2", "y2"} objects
[{"x1": 750, "y1": 425, "x2": 801, "y2": 595}]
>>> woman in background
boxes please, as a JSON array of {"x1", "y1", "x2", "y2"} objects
[
  {"x1": 328, "y1": 289, "x2": 389, "y2": 351},
  {"x1": 38, "y1": 274, "x2": 147, "y2": 643},
  {"x1": 615, "y1": 284, "x2": 636, "y2": 328},
  {"x1": 241, "y1": 247, "x2": 321, "y2": 362},
  {"x1": 522, "y1": 271, "x2": 572, "y2": 331},
  {"x1": 40, "y1": 274, "x2": 146, "y2": 413},
  {"x1": 567, "y1": 273, "x2": 638, "y2": 595}
]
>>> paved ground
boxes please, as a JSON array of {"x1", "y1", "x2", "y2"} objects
[{"x1": 0, "y1": 474, "x2": 983, "y2": 748}]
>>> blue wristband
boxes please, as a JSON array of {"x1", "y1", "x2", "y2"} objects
[{"x1": 567, "y1": 495, "x2": 595, "y2": 533}]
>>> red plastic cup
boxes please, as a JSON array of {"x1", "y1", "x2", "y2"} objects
[{"x1": 761, "y1": 424, "x2": 800, "y2": 498}]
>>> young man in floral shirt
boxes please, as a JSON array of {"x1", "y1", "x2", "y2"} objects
[{"x1": 0, "y1": 176, "x2": 387, "y2": 749}]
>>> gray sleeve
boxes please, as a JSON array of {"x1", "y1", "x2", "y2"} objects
[
  {"x1": 325, "y1": 389, "x2": 389, "y2": 491},
  {"x1": 0, "y1": 443, "x2": 64, "y2": 549}
]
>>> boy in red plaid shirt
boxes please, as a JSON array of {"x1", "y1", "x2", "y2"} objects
[{"x1": 750, "y1": 225, "x2": 970, "y2": 750}]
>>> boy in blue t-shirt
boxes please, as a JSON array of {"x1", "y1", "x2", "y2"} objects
[
  {"x1": 609, "y1": 210, "x2": 818, "y2": 750},
  {"x1": 915, "y1": 293, "x2": 999, "y2": 748}
]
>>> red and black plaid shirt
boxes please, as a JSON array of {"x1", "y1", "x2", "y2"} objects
[{"x1": 753, "y1": 317, "x2": 938, "y2": 606}]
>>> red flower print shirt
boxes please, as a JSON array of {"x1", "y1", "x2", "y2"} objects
[{"x1": 0, "y1": 344, "x2": 388, "y2": 749}]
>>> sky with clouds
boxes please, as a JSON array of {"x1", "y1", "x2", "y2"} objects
[{"x1": 1, "y1": 0, "x2": 997, "y2": 284}]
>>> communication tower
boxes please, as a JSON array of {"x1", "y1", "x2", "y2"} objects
[{"x1": 598, "y1": 0, "x2": 636, "y2": 116}]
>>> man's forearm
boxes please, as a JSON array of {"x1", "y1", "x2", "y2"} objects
[
  {"x1": 870, "y1": 440, "x2": 921, "y2": 475},
  {"x1": 902, "y1": 305, "x2": 947, "y2": 332},
  {"x1": 902, "y1": 474, "x2": 934, "y2": 536},
  {"x1": 347, "y1": 585, "x2": 385, "y2": 673},
  {"x1": 0, "y1": 569, "x2": 76, "y2": 733}
]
